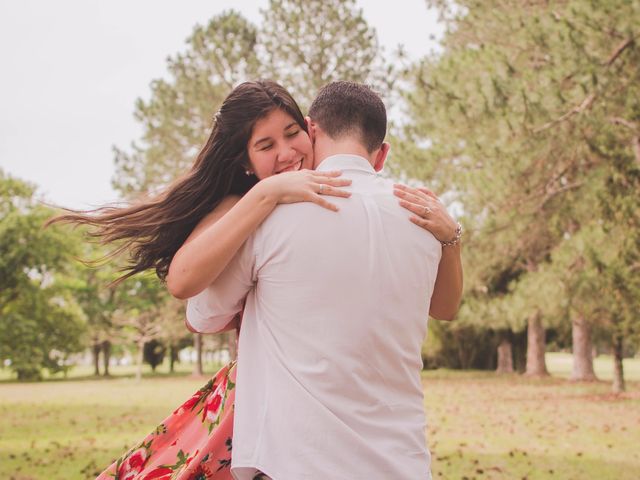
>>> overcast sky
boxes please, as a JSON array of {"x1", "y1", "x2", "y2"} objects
[{"x1": 0, "y1": 0, "x2": 442, "y2": 209}]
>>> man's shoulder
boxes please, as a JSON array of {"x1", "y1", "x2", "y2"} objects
[{"x1": 255, "y1": 200, "x2": 336, "y2": 237}]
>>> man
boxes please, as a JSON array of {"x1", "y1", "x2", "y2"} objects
[{"x1": 187, "y1": 81, "x2": 460, "y2": 479}]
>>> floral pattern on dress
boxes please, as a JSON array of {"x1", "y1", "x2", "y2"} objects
[{"x1": 97, "y1": 361, "x2": 236, "y2": 480}]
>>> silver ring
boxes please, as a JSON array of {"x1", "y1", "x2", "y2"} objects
[{"x1": 319, "y1": 184, "x2": 324, "y2": 194}]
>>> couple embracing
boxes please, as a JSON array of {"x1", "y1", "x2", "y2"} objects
[{"x1": 65, "y1": 80, "x2": 462, "y2": 479}]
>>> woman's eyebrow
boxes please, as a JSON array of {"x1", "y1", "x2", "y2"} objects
[{"x1": 253, "y1": 136, "x2": 272, "y2": 147}]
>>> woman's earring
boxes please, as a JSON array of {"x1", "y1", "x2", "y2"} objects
[{"x1": 245, "y1": 169, "x2": 253, "y2": 176}]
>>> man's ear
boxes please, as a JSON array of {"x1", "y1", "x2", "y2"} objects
[
  {"x1": 373, "y1": 142, "x2": 390, "y2": 172},
  {"x1": 305, "y1": 116, "x2": 316, "y2": 144}
]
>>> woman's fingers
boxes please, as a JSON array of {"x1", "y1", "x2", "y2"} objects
[
  {"x1": 398, "y1": 199, "x2": 434, "y2": 217},
  {"x1": 318, "y1": 178, "x2": 352, "y2": 187},
  {"x1": 394, "y1": 183, "x2": 430, "y2": 202},
  {"x1": 314, "y1": 175, "x2": 352, "y2": 188},
  {"x1": 310, "y1": 194, "x2": 339, "y2": 212},
  {"x1": 417, "y1": 187, "x2": 440, "y2": 201},
  {"x1": 393, "y1": 188, "x2": 423, "y2": 204},
  {"x1": 311, "y1": 172, "x2": 352, "y2": 199},
  {"x1": 321, "y1": 185, "x2": 351, "y2": 198},
  {"x1": 409, "y1": 215, "x2": 431, "y2": 230},
  {"x1": 314, "y1": 183, "x2": 351, "y2": 199},
  {"x1": 313, "y1": 170, "x2": 343, "y2": 178}
]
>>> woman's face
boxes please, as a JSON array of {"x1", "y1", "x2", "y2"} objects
[{"x1": 247, "y1": 108, "x2": 314, "y2": 180}]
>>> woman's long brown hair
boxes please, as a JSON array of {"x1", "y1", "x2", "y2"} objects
[{"x1": 47, "y1": 80, "x2": 307, "y2": 285}]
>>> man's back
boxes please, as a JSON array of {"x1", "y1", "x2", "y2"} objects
[{"x1": 229, "y1": 154, "x2": 441, "y2": 479}]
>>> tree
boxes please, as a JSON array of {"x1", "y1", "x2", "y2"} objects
[
  {"x1": 156, "y1": 297, "x2": 191, "y2": 373},
  {"x1": 112, "y1": 273, "x2": 167, "y2": 382},
  {"x1": 402, "y1": 0, "x2": 639, "y2": 383},
  {"x1": 192, "y1": 333, "x2": 204, "y2": 377},
  {"x1": 68, "y1": 257, "x2": 122, "y2": 376},
  {"x1": 0, "y1": 170, "x2": 86, "y2": 380},
  {"x1": 143, "y1": 339, "x2": 166, "y2": 372},
  {"x1": 259, "y1": 0, "x2": 386, "y2": 109}
]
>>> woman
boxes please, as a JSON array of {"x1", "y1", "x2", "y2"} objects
[{"x1": 51, "y1": 80, "x2": 460, "y2": 479}]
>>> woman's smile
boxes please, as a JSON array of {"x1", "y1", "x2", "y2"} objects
[{"x1": 275, "y1": 158, "x2": 303, "y2": 174}]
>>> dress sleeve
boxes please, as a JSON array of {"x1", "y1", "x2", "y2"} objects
[{"x1": 185, "y1": 235, "x2": 257, "y2": 333}]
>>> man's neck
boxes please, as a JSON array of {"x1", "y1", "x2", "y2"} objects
[{"x1": 313, "y1": 140, "x2": 373, "y2": 169}]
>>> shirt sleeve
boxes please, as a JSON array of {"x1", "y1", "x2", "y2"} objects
[{"x1": 185, "y1": 235, "x2": 257, "y2": 333}]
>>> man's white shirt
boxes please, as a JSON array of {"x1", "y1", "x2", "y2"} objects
[{"x1": 187, "y1": 154, "x2": 442, "y2": 480}]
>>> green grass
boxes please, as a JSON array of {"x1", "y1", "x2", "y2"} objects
[
  {"x1": 0, "y1": 355, "x2": 639, "y2": 479},
  {"x1": 422, "y1": 370, "x2": 639, "y2": 479},
  {"x1": 0, "y1": 360, "x2": 224, "y2": 382},
  {"x1": 0, "y1": 373, "x2": 219, "y2": 480}
]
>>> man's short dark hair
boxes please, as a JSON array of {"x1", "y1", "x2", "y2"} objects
[{"x1": 308, "y1": 81, "x2": 387, "y2": 153}]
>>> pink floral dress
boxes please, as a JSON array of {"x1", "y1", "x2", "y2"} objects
[{"x1": 97, "y1": 360, "x2": 237, "y2": 480}]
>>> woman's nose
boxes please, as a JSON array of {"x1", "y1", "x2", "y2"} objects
[{"x1": 278, "y1": 146, "x2": 297, "y2": 163}]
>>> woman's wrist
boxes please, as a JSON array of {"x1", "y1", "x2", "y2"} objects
[
  {"x1": 441, "y1": 222, "x2": 462, "y2": 247},
  {"x1": 251, "y1": 177, "x2": 281, "y2": 208}
]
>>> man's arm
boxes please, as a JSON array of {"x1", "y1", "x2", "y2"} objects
[
  {"x1": 429, "y1": 243, "x2": 463, "y2": 321},
  {"x1": 185, "y1": 236, "x2": 256, "y2": 333}
]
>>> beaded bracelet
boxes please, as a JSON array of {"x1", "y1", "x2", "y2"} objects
[{"x1": 441, "y1": 222, "x2": 462, "y2": 247}]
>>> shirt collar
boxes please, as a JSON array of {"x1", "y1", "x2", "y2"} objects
[{"x1": 315, "y1": 154, "x2": 376, "y2": 175}]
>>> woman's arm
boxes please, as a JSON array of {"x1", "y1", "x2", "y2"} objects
[
  {"x1": 166, "y1": 169, "x2": 351, "y2": 299},
  {"x1": 393, "y1": 184, "x2": 463, "y2": 321},
  {"x1": 428, "y1": 243, "x2": 463, "y2": 321}
]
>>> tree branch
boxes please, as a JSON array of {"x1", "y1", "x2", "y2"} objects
[
  {"x1": 539, "y1": 181, "x2": 584, "y2": 210},
  {"x1": 609, "y1": 116, "x2": 638, "y2": 131},
  {"x1": 533, "y1": 36, "x2": 635, "y2": 135},
  {"x1": 533, "y1": 93, "x2": 597, "y2": 134},
  {"x1": 605, "y1": 36, "x2": 636, "y2": 67}
]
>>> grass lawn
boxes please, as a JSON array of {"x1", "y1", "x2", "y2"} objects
[{"x1": 0, "y1": 355, "x2": 639, "y2": 479}]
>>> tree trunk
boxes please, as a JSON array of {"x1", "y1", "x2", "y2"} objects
[
  {"x1": 496, "y1": 337, "x2": 514, "y2": 373},
  {"x1": 612, "y1": 335, "x2": 625, "y2": 393},
  {"x1": 228, "y1": 331, "x2": 238, "y2": 361},
  {"x1": 525, "y1": 311, "x2": 548, "y2": 376},
  {"x1": 570, "y1": 315, "x2": 597, "y2": 381},
  {"x1": 92, "y1": 342, "x2": 101, "y2": 376},
  {"x1": 169, "y1": 345, "x2": 176, "y2": 373},
  {"x1": 135, "y1": 339, "x2": 144, "y2": 383},
  {"x1": 102, "y1": 340, "x2": 111, "y2": 377},
  {"x1": 193, "y1": 334, "x2": 204, "y2": 376}
]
